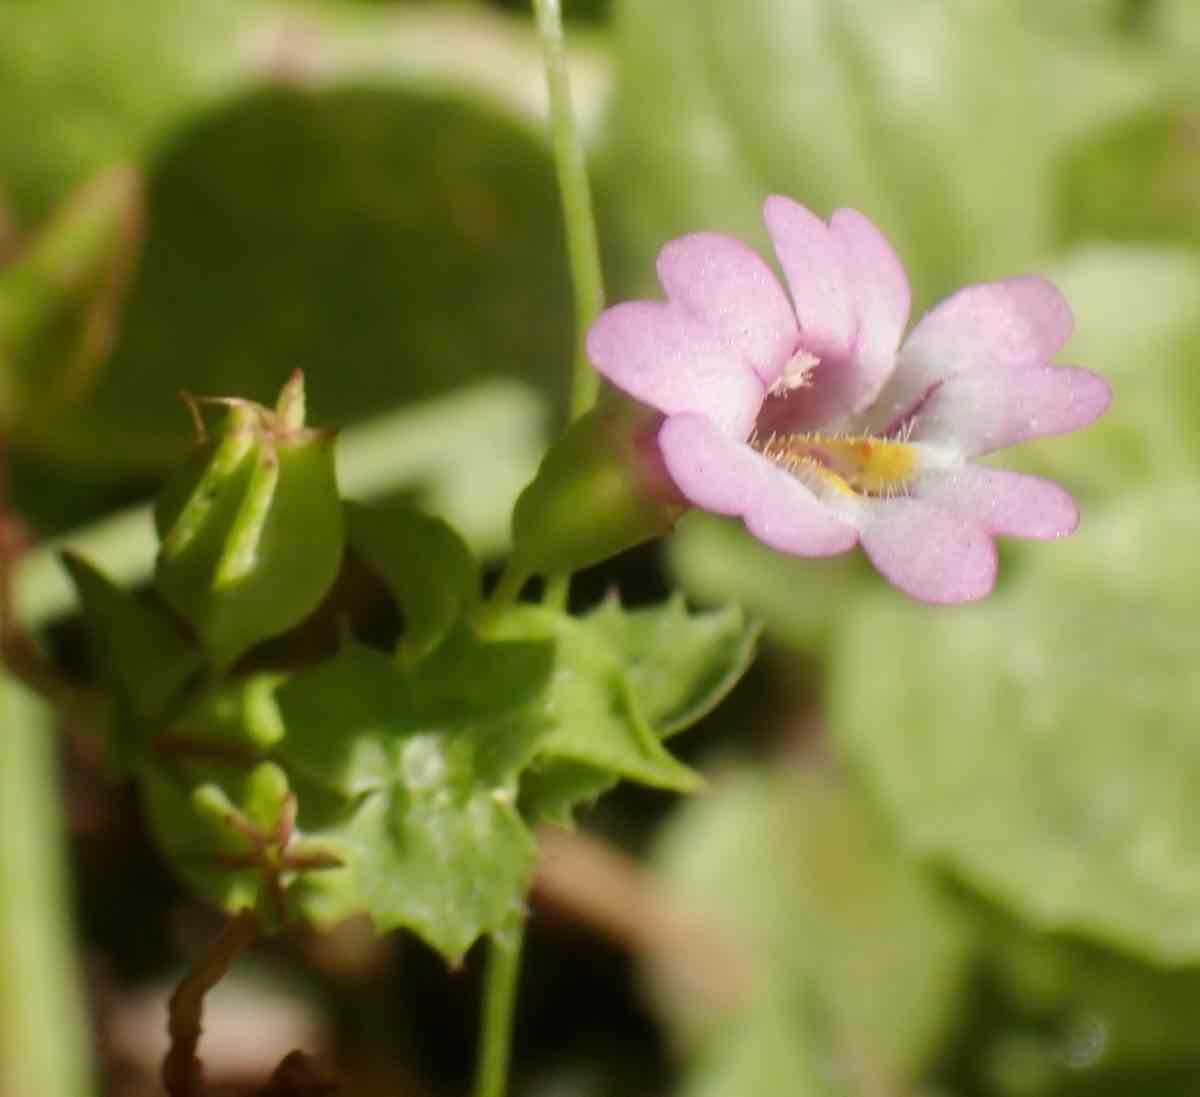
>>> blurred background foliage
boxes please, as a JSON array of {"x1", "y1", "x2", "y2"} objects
[{"x1": 2, "y1": 0, "x2": 1200, "y2": 1094}]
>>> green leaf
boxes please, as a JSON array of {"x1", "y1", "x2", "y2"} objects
[
  {"x1": 154, "y1": 378, "x2": 344, "y2": 669},
  {"x1": 583, "y1": 593, "x2": 760, "y2": 737},
  {"x1": 1058, "y1": 107, "x2": 1200, "y2": 251},
  {"x1": 515, "y1": 598, "x2": 757, "y2": 823},
  {"x1": 606, "y1": 0, "x2": 1158, "y2": 309},
  {"x1": 345, "y1": 500, "x2": 478, "y2": 664},
  {"x1": 61, "y1": 550, "x2": 203, "y2": 774},
  {"x1": 648, "y1": 767, "x2": 970, "y2": 1091},
  {"x1": 499, "y1": 605, "x2": 706, "y2": 799},
  {"x1": 831, "y1": 481, "x2": 1200, "y2": 963},
  {"x1": 273, "y1": 635, "x2": 554, "y2": 960},
  {"x1": 519, "y1": 759, "x2": 616, "y2": 829}
]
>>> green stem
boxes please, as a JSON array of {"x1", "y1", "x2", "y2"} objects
[
  {"x1": 472, "y1": 919, "x2": 527, "y2": 1097},
  {"x1": 471, "y1": 7, "x2": 603, "y2": 1090},
  {"x1": 475, "y1": 560, "x2": 530, "y2": 633},
  {"x1": 532, "y1": 0, "x2": 605, "y2": 424}
]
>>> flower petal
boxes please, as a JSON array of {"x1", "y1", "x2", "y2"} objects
[
  {"x1": 912, "y1": 364, "x2": 1112, "y2": 456},
  {"x1": 906, "y1": 276, "x2": 1073, "y2": 373},
  {"x1": 587, "y1": 302, "x2": 764, "y2": 436},
  {"x1": 763, "y1": 195, "x2": 856, "y2": 360},
  {"x1": 656, "y1": 232, "x2": 799, "y2": 386},
  {"x1": 658, "y1": 413, "x2": 858, "y2": 556},
  {"x1": 859, "y1": 499, "x2": 997, "y2": 603},
  {"x1": 915, "y1": 465, "x2": 1079, "y2": 539},
  {"x1": 830, "y1": 207, "x2": 911, "y2": 402},
  {"x1": 865, "y1": 277, "x2": 1074, "y2": 431}
]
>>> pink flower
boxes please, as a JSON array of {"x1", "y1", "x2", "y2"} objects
[{"x1": 587, "y1": 197, "x2": 1111, "y2": 603}]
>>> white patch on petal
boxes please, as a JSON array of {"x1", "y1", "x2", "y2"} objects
[{"x1": 767, "y1": 350, "x2": 820, "y2": 397}]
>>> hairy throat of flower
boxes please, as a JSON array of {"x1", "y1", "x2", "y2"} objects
[{"x1": 752, "y1": 431, "x2": 919, "y2": 499}]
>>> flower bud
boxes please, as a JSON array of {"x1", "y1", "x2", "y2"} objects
[{"x1": 154, "y1": 372, "x2": 344, "y2": 670}]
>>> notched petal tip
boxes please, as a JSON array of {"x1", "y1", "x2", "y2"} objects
[
  {"x1": 918, "y1": 466, "x2": 1080, "y2": 541},
  {"x1": 655, "y1": 230, "x2": 798, "y2": 385},
  {"x1": 762, "y1": 195, "x2": 857, "y2": 360},
  {"x1": 586, "y1": 302, "x2": 763, "y2": 436}
]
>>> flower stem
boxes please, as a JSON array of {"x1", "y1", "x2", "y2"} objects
[
  {"x1": 532, "y1": 0, "x2": 605, "y2": 424},
  {"x1": 472, "y1": 9, "x2": 604, "y2": 1094},
  {"x1": 472, "y1": 919, "x2": 527, "y2": 1097}
]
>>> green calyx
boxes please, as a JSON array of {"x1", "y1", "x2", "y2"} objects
[{"x1": 510, "y1": 394, "x2": 682, "y2": 580}]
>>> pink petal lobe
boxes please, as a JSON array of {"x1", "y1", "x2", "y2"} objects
[
  {"x1": 587, "y1": 302, "x2": 764, "y2": 437},
  {"x1": 762, "y1": 195, "x2": 856, "y2": 360},
  {"x1": 866, "y1": 277, "x2": 1075, "y2": 434},
  {"x1": 830, "y1": 208, "x2": 911, "y2": 403},
  {"x1": 903, "y1": 276, "x2": 1073, "y2": 379},
  {"x1": 914, "y1": 364, "x2": 1112, "y2": 456},
  {"x1": 656, "y1": 232, "x2": 799, "y2": 386},
  {"x1": 859, "y1": 499, "x2": 998, "y2": 604},
  {"x1": 658, "y1": 413, "x2": 858, "y2": 556},
  {"x1": 916, "y1": 465, "x2": 1079, "y2": 539}
]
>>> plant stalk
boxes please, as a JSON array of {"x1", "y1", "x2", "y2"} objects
[
  {"x1": 472, "y1": 919, "x2": 527, "y2": 1097},
  {"x1": 533, "y1": 0, "x2": 606, "y2": 425}
]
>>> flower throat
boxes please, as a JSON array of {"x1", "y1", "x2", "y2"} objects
[{"x1": 752, "y1": 432, "x2": 919, "y2": 498}]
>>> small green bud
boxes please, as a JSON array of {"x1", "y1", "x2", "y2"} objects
[
  {"x1": 166, "y1": 672, "x2": 288, "y2": 754},
  {"x1": 510, "y1": 395, "x2": 682, "y2": 579},
  {"x1": 154, "y1": 372, "x2": 344, "y2": 670}
]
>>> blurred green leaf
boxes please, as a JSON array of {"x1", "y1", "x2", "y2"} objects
[
  {"x1": 273, "y1": 636, "x2": 554, "y2": 960},
  {"x1": 677, "y1": 984, "x2": 829, "y2": 1097},
  {"x1": 1058, "y1": 108, "x2": 1200, "y2": 250},
  {"x1": 648, "y1": 767, "x2": 970, "y2": 1091},
  {"x1": 62, "y1": 551, "x2": 203, "y2": 774},
  {"x1": 154, "y1": 383, "x2": 344, "y2": 670},
  {"x1": 0, "y1": 673, "x2": 95, "y2": 1097},
  {"x1": 1001, "y1": 244, "x2": 1200, "y2": 497},
  {"x1": 606, "y1": 0, "x2": 1158, "y2": 307},
  {"x1": 0, "y1": 165, "x2": 142, "y2": 433},
  {"x1": 985, "y1": 922, "x2": 1200, "y2": 1082},
  {"x1": 831, "y1": 481, "x2": 1200, "y2": 963},
  {"x1": 667, "y1": 513, "x2": 870, "y2": 655},
  {"x1": 345, "y1": 500, "x2": 478, "y2": 664},
  {"x1": 21, "y1": 85, "x2": 573, "y2": 471},
  {"x1": 0, "y1": 0, "x2": 250, "y2": 224},
  {"x1": 0, "y1": 1, "x2": 608, "y2": 226}
]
